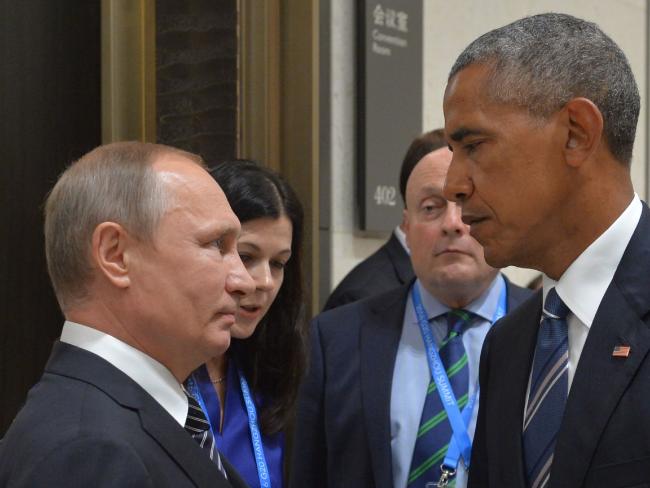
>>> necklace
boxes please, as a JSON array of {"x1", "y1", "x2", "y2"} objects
[{"x1": 209, "y1": 375, "x2": 226, "y2": 384}]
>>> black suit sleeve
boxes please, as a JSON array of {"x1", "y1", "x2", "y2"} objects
[
  {"x1": 290, "y1": 319, "x2": 327, "y2": 488},
  {"x1": 222, "y1": 456, "x2": 250, "y2": 488},
  {"x1": 467, "y1": 324, "x2": 493, "y2": 488},
  {"x1": 323, "y1": 288, "x2": 363, "y2": 311},
  {"x1": 12, "y1": 437, "x2": 154, "y2": 488}
]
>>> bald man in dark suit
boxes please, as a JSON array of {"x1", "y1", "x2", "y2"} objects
[
  {"x1": 0, "y1": 142, "x2": 254, "y2": 487},
  {"x1": 324, "y1": 129, "x2": 448, "y2": 311}
]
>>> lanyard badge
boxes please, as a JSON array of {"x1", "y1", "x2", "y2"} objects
[
  {"x1": 236, "y1": 364, "x2": 272, "y2": 488},
  {"x1": 411, "y1": 282, "x2": 507, "y2": 484},
  {"x1": 190, "y1": 365, "x2": 272, "y2": 488}
]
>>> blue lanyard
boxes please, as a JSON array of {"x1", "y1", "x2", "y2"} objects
[
  {"x1": 188, "y1": 365, "x2": 271, "y2": 488},
  {"x1": 411, "y1": 281, "x2": 507, "y2": 471},
  {"x1": 236, "y1": 365, "x2": 272, "y2": 488},
  {"x1": 442, "y1": 387, "x2": 478, "y2": 471}
]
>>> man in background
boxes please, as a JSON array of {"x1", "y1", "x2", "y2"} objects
[
  {"x1": 0, "y1": 142, "x2": 254, "y2": 487},
  {"x1": 443, "y1": 13, "x2": 649, "y2": 487},
  {"x1": 323, "y1": 129, "x2": 448, "y2": 311},
  {"x1": 291, "y1": 143, "x2": 531, "y2": 487}
]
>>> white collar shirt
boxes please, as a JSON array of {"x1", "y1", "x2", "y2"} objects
[
  {"x1": 394, "y1": 225, "x2": 410, "y2": 254},
  {"x1": 542, "y1": 194, "x2": 642, "y2": 389},
  {"x1": 60, "y1": 320, "x2": 188, "y2": 426}
]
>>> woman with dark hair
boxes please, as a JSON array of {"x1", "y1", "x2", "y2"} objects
[{"x1": 185, "y1": 160, "x2": 306, "y2": 488}]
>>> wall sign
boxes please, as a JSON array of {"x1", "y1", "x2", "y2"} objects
[{"x1": 357, "y1": 0, "x2": 423, "y2": 232}]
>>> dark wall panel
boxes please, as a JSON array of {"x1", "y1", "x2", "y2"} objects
[
  {"x1": 0, "y1": 0, "x2": 101, "y2": 434},
  {"x1": 156, "y1": 0, "x2": 238, "y2": 165}
]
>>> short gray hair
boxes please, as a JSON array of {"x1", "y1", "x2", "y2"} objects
[
  {"x1": 449, "y1": 13, "x2": 640, "y2": 164},
  {"x1": 44, "y1": 141, "x2": 204, "y2": 310}
]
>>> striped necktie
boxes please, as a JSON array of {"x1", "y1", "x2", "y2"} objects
[
  {"x1": 523, "y1": 287, "x2": 569, "y2": 488},
  {"x1": 184, "y1": 391, "x2": 228, "y2": 479},
  {"x1": 407, "y1": 309, "x2": 471, "y2": 487}
]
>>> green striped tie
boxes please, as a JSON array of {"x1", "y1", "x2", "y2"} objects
[{"x1": 407, "y1": 309, "x2": 471, "y2": 487}]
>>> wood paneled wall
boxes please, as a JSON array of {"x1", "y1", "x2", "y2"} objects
[{"x1": 0, "y1": 0, "x2": 102, "y2": 434}]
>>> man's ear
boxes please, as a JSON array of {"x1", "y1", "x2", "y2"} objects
[
  {"x1": 563, "y1": 97, "x2": 604, "y2": 167},
  {"x1": 91, "y1": 222, "x2": 131, "y2": 289}
]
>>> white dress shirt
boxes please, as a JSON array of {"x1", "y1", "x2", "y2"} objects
[
  {"x1": 541, "y1": 194, "x2": 641, "y2": 390},
  {"x1": 391, "y1": 274, "x2": 506, "y2": 488},
  {"x1": 394, "y1": 225, "x2": 410, "y2": 254},
  {"x1": 60, "y1": 320, "x2": 188, "y2": 426}
]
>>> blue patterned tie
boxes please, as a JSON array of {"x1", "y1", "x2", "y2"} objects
[
  {"x1": 407, "y1": 310, "x2": 471, "y2": 487},
  {"x1": 523, "y1": 287, "x2": 569, "y2": 488},
  {"x1": 184, "y1": 390, "x2": 228, "y2": 479}
]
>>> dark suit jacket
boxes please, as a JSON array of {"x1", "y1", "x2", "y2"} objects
[
  {"x1": 0, "y1": 341, "x2": 249, "y2": 488},
  {"x1": 291, "y1": 276, "x2": 531, "y2": 488},
  {"x1": 468, "y1": 204, "x2": 650, "y2": 488},
  {"x1": 323, "y1": 233, "x2": 414, "y2": 311}
]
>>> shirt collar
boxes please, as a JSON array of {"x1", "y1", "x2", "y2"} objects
[
  {"x1": 415, "y1": 273, "x2": 505, "y2": 323},
  {"x1": 60, "y1": 321, "x2": 188, "y2": 426},
  {"x1": 394, "y1": 226, "x2": 410, "y2": 254},
  {"x1": 543, "y1": 194, "x2": 641, "y2": 327}
]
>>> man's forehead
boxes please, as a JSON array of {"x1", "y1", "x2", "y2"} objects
[
  {"x1": 408, "y1": 151, "x2": 450, "y2": 196},
  {"x1": 415, "y1": 182, "x2": 444, "y2": 199},
  {"x1": 153, "y1": 155, "x2": 238, "y2": 228},
  {"x1": 444, "y1": 63, "x2": 496, "y2": 114},
  {"x1": 414, "y1": 147, "x2": 452, "y2": 174},
  {"x1": 197, "y1": 210, "x2": 240, "y2": 235},
  {"x1": 153, "y1": 153, "x2": 209, "y2": 185},
  {"x1": 162, "y1": 190, "x2": 241, "y2": 240},
  {"x1": 444, "y1": 68, "x2": 514, "y2": 143},
  {"x1": 153, "y1": 155, "x2": 227, "y2": 205}
]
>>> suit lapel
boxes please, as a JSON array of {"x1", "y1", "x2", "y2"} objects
[
  {"x1": 551, "y1": 285, "x2": 650, "y2": 487},
  {"x1": 360, "y1": 284, "x2": 410, "y2": 488},
  {"x1": 222, "y1": 457, "x2": 249, "y2": 488},
  {"x1": 503, "y1": 274, "x2": 534, "y2": 310},
  {"x1": 551, "y1": 205, "x2": 650, "y2": 487},
  {"x1": 46, "y1": 342, "x2": 232, "y2": 488},
  {"x1": 385, "y1": 234, "x2": 414, "y2": 284},
  {"x1": 493, "y1": 292, "x2": 542, "y2": 486},
  {"x1": 138, "y1": 401, "x2": 233, "y2": 488}
]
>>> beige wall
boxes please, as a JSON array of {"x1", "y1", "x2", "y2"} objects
[{"x1": 329, "y1": 0, "x2": 648, "y2": 290}]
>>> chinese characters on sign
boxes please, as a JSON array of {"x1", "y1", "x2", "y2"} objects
[
  {"x1": 373, "y1": 4, "x2": 409, "y2": 31},
  {"x1": 371, "y1": 4, "x2": 409, "y2": 56}
]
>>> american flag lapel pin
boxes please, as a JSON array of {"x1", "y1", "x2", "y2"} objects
[{"x1": 612, "y1": 345, "x2": 631, "y2": 358}]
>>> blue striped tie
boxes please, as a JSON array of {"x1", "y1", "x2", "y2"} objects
[
  {"x1": 407, "y1": 310, "x2": 471, "y2": 487},
  {"x1": 184, "y1": 391, "x2": 228, "y2": 479},
  {"x1": 523, "y1": 287, "x2": 569, "y2": 488}
]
